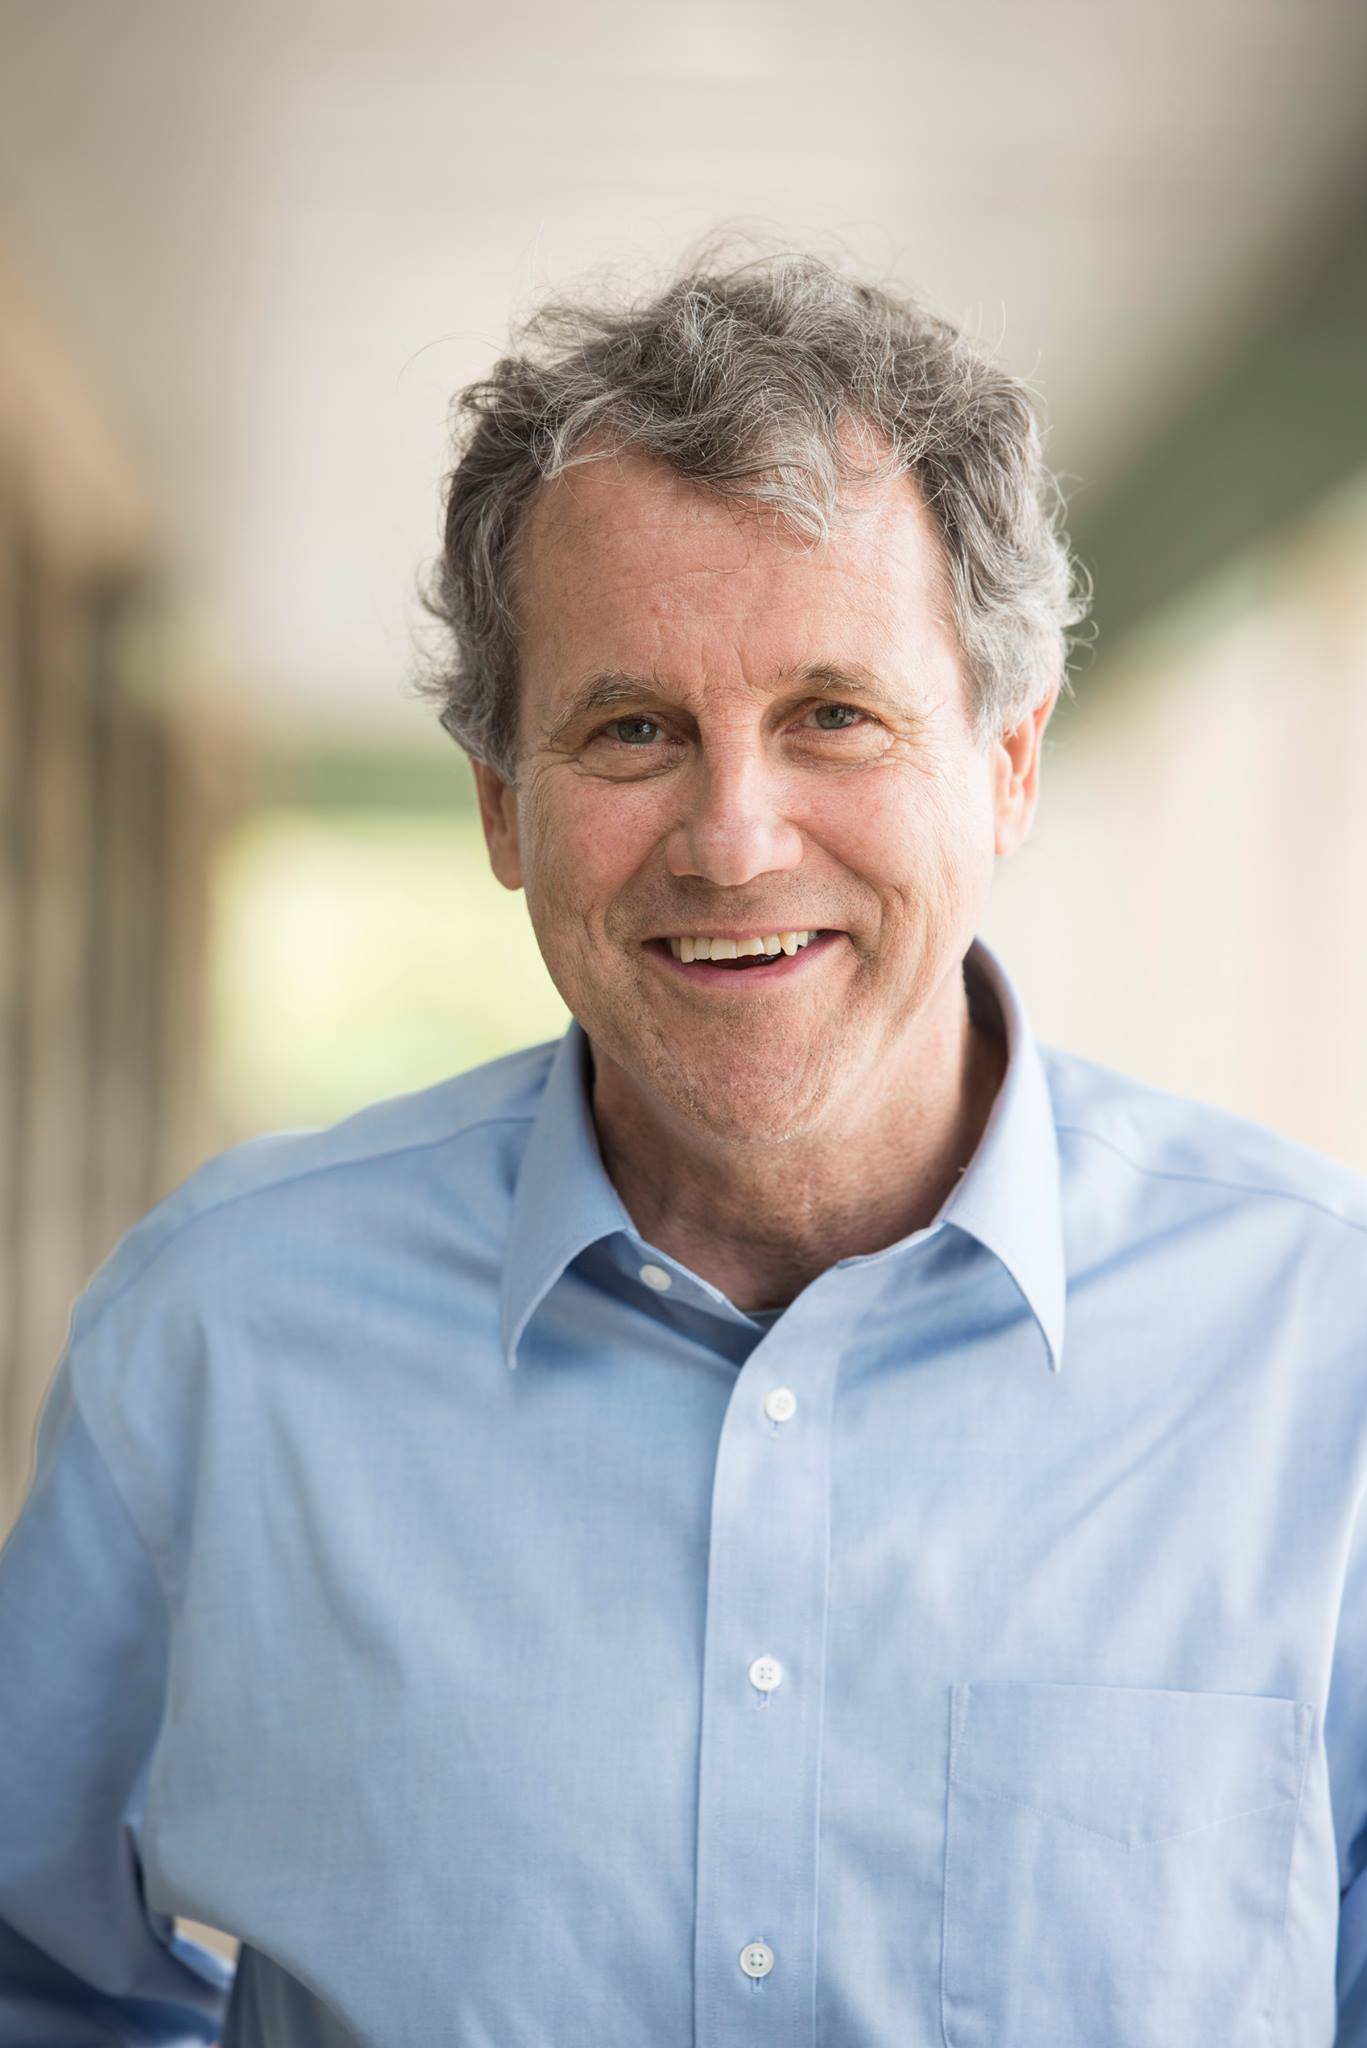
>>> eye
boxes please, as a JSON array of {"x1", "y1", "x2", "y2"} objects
[
  {"x1": 602, "y1": 716, "x2": 661, "y2": 746},
  {"x1": 807, "y1": 702, "x2": 865, "y2": 731}
]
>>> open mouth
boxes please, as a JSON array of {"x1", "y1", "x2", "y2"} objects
[{"x1": 646, "y1": 929, "x2": 841, "y2": 983}]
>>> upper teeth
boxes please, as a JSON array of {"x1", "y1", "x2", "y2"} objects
[{"x1": 666, "y1": 931, "x2": 817, "y2": 961}]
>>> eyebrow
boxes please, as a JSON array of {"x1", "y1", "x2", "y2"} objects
[{"x1": 541, "y1": 660, "x2": 894, "y2": 745}]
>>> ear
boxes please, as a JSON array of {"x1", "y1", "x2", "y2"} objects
[
  {"x1": 992, "y1": 679, "x2": 1059, "y2": 859},
  {"x1": 470, "y1": 758, "x2": 524, "y2": 890}
]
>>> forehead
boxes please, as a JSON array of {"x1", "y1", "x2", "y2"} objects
[{"x1": 510, "y1": 446, "x2": 954, "y2": 672}]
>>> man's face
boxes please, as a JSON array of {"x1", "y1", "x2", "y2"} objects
[{"x1": 472, "y1": 447, "x2": 1053, "y2": 1144}]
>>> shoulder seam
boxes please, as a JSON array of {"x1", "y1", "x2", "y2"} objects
[
  {"x1": 72, "y1": 1110, "x2": 537, "y2": 1344},
  {"x1": 1054, "y1": 1120, "x2": 1367, "y2": 1236}
]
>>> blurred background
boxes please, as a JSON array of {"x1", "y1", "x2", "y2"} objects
[{"x1": 2, "y1": 0, "x2": 1366, "y2": 1610}]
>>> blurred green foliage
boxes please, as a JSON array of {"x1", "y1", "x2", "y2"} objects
[{"x1": 209, "y1": 807, "x2": 569, "y2": 1137}]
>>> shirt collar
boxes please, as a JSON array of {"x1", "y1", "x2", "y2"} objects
[
  {"x1": 500, "y1": 932, "x2": 1065, "y2": 1374},
  {"x1": 938, "y1": 933, "x2": 1066, "y2": 1374}
]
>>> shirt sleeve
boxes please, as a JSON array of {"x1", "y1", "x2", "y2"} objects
[
  {"x1": 0, "y1": 1342, "x2": 234, "y2": 2045},
  {"x1": 1331, "y1": 1470, "x2": 1367, "y2": 2043},
  {"x1": 1341, "y1": 1877, "x2": 1367, "y2": 2042}
]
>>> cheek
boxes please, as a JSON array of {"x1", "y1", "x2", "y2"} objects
[
  {"x1": 806, "y1": 769, "x2": 953, "y2": 874},
  {"x1": 808, "y1": 766, "x2": 991, "y2": 921},
  {"x1": 521, "y1": 779, "x2": 663, "y2": 924}
]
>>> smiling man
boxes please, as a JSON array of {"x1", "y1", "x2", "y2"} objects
[
  {"x1": 5, "y1": 245, "x2": 1367, "y2": 2048},
  {"x1": 471, "y1": 441, "x2": 1035, "y2": 1311}
]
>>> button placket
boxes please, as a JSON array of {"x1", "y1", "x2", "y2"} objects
[{"x1": 692, "y1": 1304, "x2": 842, "y2": 2047}]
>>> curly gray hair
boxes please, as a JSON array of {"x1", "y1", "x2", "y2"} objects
[{"x1": 414, "y1": 240, "x2": 1091, "y2": 781}]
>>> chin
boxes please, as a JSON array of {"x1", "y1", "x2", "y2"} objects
[{"x1": 647, "y1": 1040, "x2": 843, "y2": 1146}]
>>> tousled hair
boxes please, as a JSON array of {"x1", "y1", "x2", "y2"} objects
[{"x1": 414, "y1": 236, "x2": 1091, "y2": 780}]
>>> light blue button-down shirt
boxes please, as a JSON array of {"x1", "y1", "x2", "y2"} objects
[{"x1": 4, "y1": 932, "x2": 1367, "y2": 2047}]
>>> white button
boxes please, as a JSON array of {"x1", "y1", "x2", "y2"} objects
[
  {"x1": 639, "y1": 1264, "x2": 672, "y2": 1291},
  {"x1": 765, "y1": 1387, "x2": 797, "y2": 1423},
  {"x1": 740, "y1": 1941, "x2": 774, "y2": 1978},
  {"x1": 749, "y1": 1655, "x2": 783, "y2": 1693}
]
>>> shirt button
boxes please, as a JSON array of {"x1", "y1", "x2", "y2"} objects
[
  {"x1": 749, "y1": 1655, "x2": 783, "y2": 1693},
  {"x1": 639, "y1": 1264, "x2": 672, "y2": 1291},
  {"x1": 765, "y1": 1387, "x2": 797, "y2": 1422},
  {"x1": 740, "y1": 1941, "x2": 774, "y2": 1978}
]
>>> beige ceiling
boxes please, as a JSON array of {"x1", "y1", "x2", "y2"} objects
[{"x1": 1, "y1": 0, "x2": 1365, "y2": 746}]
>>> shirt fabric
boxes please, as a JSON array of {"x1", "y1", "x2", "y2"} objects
[{"x1": 4, "y1": 931, "x2": 1367, "y2": 2048}]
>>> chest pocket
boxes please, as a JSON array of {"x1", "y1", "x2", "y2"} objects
[{"x1": 940, "y1": 1679, "x2": 1312, "y2": 2048}]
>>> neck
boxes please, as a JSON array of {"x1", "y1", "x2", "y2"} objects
[{"x1": 589, "y1": 969, "x2": 1008, "y2": 1313}]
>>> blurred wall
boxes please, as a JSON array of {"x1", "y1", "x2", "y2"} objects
[
  {"x1": 985, "y1": 466, "x2": 1367, "y2": 1169},
  {"x1": 0, "y1": 251, "x2": 242, "y2": 1530}
]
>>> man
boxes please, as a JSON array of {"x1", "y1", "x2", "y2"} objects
[{"x1": 2, "y1": 245, "x2": 1366, "y2": 2047}]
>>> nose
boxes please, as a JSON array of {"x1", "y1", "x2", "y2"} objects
[{"x1": 665, "y1": 744, "x2": 804, "y2": 888}]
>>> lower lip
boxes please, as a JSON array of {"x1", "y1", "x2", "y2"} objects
[{"x1": 644, "y1": 930, "x2": 843, "y2": 988}]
